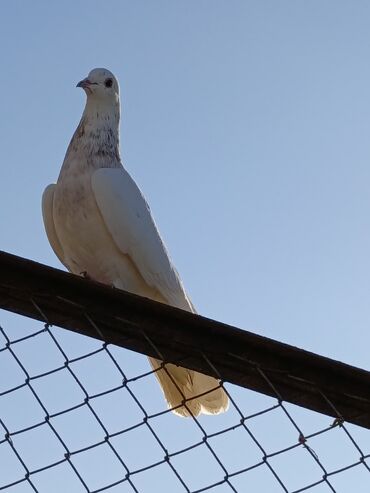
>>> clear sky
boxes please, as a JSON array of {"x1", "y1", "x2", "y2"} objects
[{"x1": 1, "y1": 1, "x2": 370, "y2": 492}]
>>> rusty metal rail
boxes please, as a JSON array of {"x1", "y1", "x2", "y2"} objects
[{"x1": 1, "y1": 250, "x2": 369, "y2": 429}]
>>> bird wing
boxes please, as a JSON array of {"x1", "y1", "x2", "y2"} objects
[
  {"x1": 91, "y1": 167, "x2": 193, "y2": 311},
  {"x1": 42, "y1": 184, "x2": 67, "y2": 268}
]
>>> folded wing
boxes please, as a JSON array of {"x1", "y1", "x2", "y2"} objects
[
  {"x1": 91, "y1": 167, "x2": 229, "y2": 416},
  {"x1": 42, "y1": 184, "x2": 67, "y2": 268},
  {"x1": 91, "y1": 167, "x2": 193, "y2": 311}
]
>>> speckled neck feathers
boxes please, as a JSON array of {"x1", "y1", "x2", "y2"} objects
[{"x1": 62, "y1": 96, "x2": 121, "y2": 173}]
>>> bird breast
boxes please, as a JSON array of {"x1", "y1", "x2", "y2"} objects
[
  {"x1": 52, "y1": 166, "x2": 160, "y2": 299},
  {"x1": 53, "y1": 169, "x2": 114, "y2": 280}
]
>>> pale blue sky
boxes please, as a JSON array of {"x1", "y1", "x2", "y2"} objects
[{"x1": 1, "y1": 2, "x2": 370, "y2": 492}]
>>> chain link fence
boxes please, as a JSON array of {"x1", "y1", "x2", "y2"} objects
[{"x1": 1, "y1": 251, "x2": 370, "y2": 492}]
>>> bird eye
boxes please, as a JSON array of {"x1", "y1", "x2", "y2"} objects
[{"x1": 105, "y1": 78, "x2": 113, "y2": 88}]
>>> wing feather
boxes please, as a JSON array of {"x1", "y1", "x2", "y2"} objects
[
  {"x1": 91, "y1": 168, "x2": 193, "y2": 311},
  {"x1": 42, "y1": 184, "x2": 67, "y2": 268}
]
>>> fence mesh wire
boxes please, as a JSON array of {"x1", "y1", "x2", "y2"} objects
[{"x1": 1, "y1": 300, "x2": 370, "y2": 493}]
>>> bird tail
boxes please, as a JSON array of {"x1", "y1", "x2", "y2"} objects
[{"x1": 149, "y1": 357, "x2": 229, "y2": 417}]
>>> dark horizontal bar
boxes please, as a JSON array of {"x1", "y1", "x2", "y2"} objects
[{"x1": 1, "y1": 250, "x2": 370, "y2": 428}]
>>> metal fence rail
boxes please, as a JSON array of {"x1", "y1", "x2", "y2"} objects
[{"x1": 1, "y1": 250, "x2": 370, "y2": 492}]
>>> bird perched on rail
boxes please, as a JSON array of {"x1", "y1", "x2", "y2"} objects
[{"x1": 42, "y1": 68, "x2": 229, "y2": 417}]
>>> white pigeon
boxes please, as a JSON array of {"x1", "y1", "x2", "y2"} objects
[{"x1": 42, "y1": 68, "x2": 229, "y2": 417}]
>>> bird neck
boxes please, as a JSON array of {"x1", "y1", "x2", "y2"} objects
[
  {"x1": 84, "y1": 96, "x2": 121, "y2": 128},
  {"x1": 72, "y1": 97, "x2": 121, "y2": 163}
]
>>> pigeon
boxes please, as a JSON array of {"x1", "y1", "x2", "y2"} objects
[{"x1": 42, "y1": 68, "x2": 229, "y2": 417}]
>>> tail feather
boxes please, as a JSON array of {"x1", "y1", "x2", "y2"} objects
[
  {"x1": 149, "y1": 357, "x2": 229, "y2": 417},
  {"x1": 193, "y1": 371, "x2": 229, "y2": 415}
]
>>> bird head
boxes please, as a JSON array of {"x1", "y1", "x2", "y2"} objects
[{"x1": 77, "y1": 68, "x2": 119, "y2": 102}]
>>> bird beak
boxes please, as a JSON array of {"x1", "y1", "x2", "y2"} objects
[{"x1": 76, "y1": 78, "x2": 92, "y2": 89}]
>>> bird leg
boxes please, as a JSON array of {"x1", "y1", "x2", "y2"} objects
[
  {"x1": 80, "y1": 271, "x2": 92, "y2": 280},
  {"x1": 80, "y1": 271, "x2": 114, "y2": 288}
]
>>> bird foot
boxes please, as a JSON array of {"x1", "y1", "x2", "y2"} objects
[{"x1": 80, "y1": 271, "x2": 91, "y2": 280}]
